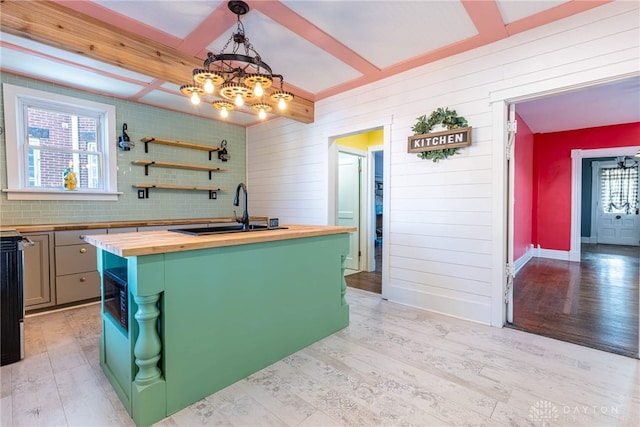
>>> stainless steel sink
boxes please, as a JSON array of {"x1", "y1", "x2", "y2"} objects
[{"x1": 169, "y1": 224, "x2": 284, "y2": 236}]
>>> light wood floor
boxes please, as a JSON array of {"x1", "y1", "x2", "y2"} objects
[
  {"x1": 2, "y1": 288, "x2": 639, "y2": 426},
  {"x1": 512, "y1": 244, "x2": 639, "y2": 358}
]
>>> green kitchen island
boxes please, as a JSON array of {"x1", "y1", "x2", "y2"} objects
[{"x1": 84, "y1": 224, "x2": 354, "y2": 427}]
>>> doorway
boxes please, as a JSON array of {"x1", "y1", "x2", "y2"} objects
[
  {"x1": 332, "y1": 129, "x2": 385, "y2": 293},
  {"x1": 505, "y1": 95, "x2": 640, "y2": 357},
  {"x1": 345, "y1": 149, "x2": 383, "y2": 294}
]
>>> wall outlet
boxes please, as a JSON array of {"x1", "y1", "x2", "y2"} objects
[
  {"x1": 209, "y1": 191, "x2": 217, "y2": 200},
  {"x1": 138, "y1": 189, "x2": 145, "y2": 199}
]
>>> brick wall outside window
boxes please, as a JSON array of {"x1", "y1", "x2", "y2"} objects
[{"x1": 27, "y1": 108, "x2": 99, "y2": 188}]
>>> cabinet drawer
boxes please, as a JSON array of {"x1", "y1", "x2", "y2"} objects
[
  {"x1": 55, "y1": 244, "x2": 97, "y2": 275},
  {"x1": 55, "y1": 229, "x2": 106, "y2": 246},
  {"x1": 56, "y1": 271, "x2": 101, "y2": 305}
]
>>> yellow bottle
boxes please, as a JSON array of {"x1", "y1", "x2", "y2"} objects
[{"x1": 64, "y1": 164, "x2": 77, "y2": 190}]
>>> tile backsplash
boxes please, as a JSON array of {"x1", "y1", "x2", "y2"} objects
[{"x1": 0, "y1": 73, "x2": 246, "y2": 226}]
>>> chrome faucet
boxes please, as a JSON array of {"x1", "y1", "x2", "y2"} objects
[{"x1": 233, "y1": 182, "x2": 250, "y2": 231}]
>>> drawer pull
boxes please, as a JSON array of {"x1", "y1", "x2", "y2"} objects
[
  {"x1": 79, "y1": 235, "x2": 86, "y2": 240},
  {"x1": 80, "y1": 276, "x2": 86, "y2": 282},
  {"x1": 80, "y1": 247, "x2": 87, "y2": 254}
]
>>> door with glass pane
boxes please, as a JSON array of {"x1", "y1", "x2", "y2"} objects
[{"x1": 595, "y1": 159, "x2": 640, "y2": 246}]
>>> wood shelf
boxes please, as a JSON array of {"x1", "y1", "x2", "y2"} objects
[
  {"x1": 132, "y1": 160, "x2": 227, "y2": 179},
  {"x1": 133, "y1": 184, "x2": 226, "y2": 199},
  {"x1": 141, "y1": 137, "x2": 221, "y2": 160}
]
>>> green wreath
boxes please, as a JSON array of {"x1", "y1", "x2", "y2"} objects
[{"x1": 412, "y1": 107, "x2": 469, "y2": 162}]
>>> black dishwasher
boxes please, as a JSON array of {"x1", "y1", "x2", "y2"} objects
[{"x1": 1, "y1": 230, "x2": 25, "y2": 366}]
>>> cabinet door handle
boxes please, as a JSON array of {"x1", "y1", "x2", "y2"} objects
[
  {"x1": 80, "y1": 276, "x2": 86, "y2": 282},
  {"x1": 80, "y1": 247, "x2": 87, "y2": 253}
]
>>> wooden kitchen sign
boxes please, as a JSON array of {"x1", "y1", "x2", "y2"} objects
[{"x1": 407, "y1": 127, "x2": 472, "y2": 154}]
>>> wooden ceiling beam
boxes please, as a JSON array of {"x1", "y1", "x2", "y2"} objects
[{"x1": 0, "y1": 0, "x2": 314, "y2": 124}]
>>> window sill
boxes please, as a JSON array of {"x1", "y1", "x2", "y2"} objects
[{"x1": 2, "y1": 188, "x2": 122, "y2": 201}]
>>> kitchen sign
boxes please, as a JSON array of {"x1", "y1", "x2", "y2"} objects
[{"x1": 408, "y1": 127, "x2": 472, "y2": 154}]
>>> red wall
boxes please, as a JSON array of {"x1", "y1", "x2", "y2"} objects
[
  {"x1": 533, "y1": 122, "x2": 640, "y2": 251},
  {"x1": 513, "y1": 114, "x2": 534, "y2": 260}
]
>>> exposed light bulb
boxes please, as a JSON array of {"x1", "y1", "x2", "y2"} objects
[
  {"x1": 278, "y1": 97, "x2": 286, "y2": 110},
  {"x1": 190, "y1": 92, "x2": 200, "y2": 105},
  {"x1": 221, "y1": 106, "x2": 229, "y2": 118},
  {"x1": 235, "y1": 93, "x2": 244, "y2": 107},
  {"x1": 204, "y1": 79, "x2": 214, "y2": 94},
  {"x1": 259, "y1": 107, "x2": 266, "y2": 120},
  {"x1": 254, "y1": 82, "x2": 263, "y2": 97}
]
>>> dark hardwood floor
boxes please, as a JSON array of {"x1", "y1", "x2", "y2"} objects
[
  {"x1": 345, "y1": 244, "x2": 382, "y2": 294},
  {"x1": 511, "y1": 243, "x2": 639, "y2": 358}
]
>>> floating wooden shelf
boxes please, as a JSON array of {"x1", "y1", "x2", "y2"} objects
[
  {"x1": 132, "y1": 160, "x2": 227, "y2": 179},
  {"x1": 141, "y1": 137, "x2": 221, "y2": 160},
  {"x1": 133, "y1": 184, "x2": 226, "y2": 199}
]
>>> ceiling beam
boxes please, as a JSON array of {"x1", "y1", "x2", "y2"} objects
[{"x1": 0, "y1": 0, "x2": 314, "y2": 124}]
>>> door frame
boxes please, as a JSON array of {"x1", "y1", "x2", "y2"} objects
[
  {"x1": 328, "y1": 124, "x2": 391, "y2": 295},
  {"x1": 367, "y1": 146, "x2": 384, "y2": 271},
  {"x1": 570, "y1": 146, "x2": 640, "y2": 260},
  {"x1": 506, "y1": 104, "x2": 516, "y2": 324}
]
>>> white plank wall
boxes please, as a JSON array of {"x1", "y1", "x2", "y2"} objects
[{"x1": 247, "y1": 1, "x2": 640, "y2": 326}]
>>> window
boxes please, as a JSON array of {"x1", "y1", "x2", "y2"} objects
[
  {"x1": 2, "y1": 84, "x2": 119, "y2": 200},
  {"x1": 600, "y1": 165, "x2": 638, "y2": 215}
]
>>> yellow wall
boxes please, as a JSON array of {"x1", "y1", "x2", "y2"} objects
[{"x1": 336, "y1": 129, "x2": 383, "y2": 150}]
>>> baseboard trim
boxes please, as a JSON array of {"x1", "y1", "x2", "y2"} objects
[{"x1": 535, "y1": 247, "x2": 570, "y2": 261}]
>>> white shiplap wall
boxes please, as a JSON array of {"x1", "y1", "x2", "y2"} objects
[{"x1": 247, "y1": 1, "x2": 640, "y2": 326}]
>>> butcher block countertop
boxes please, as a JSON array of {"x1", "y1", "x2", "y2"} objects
[{"x1": 83, "y1": 224, "x2": 356, "y2": 257}]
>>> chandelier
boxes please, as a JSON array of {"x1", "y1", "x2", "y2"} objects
[{"x1": 180, "y1": 0, "x2": 294, "y2": 120}]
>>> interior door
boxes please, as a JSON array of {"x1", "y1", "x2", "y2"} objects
[
  {"x1": 595, "y1": 160, "x2": 640, "y2": 246},
  {"x1": 338, "y1": 152, "x2": 361, "y2": 271}
]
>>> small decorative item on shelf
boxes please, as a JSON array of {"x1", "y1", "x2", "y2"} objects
[{"x1": 63, "y1": 162, "x2": 77, "y2": 190}]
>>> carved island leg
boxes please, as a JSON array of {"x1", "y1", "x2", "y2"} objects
[
  {"x1": 131, "y1": 293, "x2": 166, "y2": 426},
  {"x1": 133, "y1": 294, "x2": 162, "y2": 384}
]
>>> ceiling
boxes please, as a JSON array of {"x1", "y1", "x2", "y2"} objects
[{"x1": 1, "y1": 0, "x2": 638, "y2": 130}]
